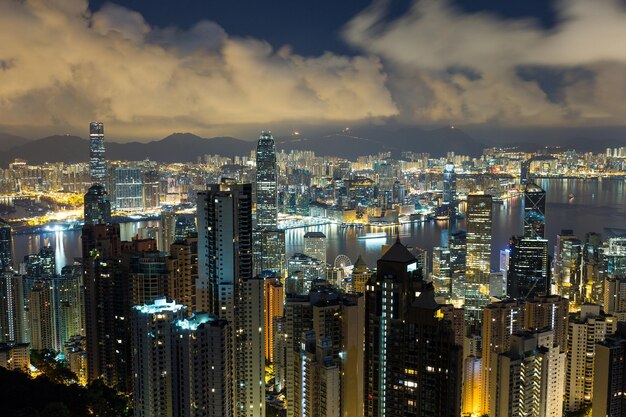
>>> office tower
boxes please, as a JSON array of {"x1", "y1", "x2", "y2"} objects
[
  {"x1": 351, "y1": 254, "x2": 372, "y2": 293},
  {"x1": 259, "y1": 229, "x2": 285, "y2": 276},
  {"x1": 131, "y1": 298, "x2": 186, "y2": 417},
  {"x1": 142, "y1": 169, "x2": 160, "y2": 210},
  {"x1": 524, "y1": 295, "x2": 569, "y2": 353},
  {"x1": 605, "y1": 277, "x2": 626, "y2": 321},
  {"x1": 365, "y1": 240, "x2": 463, "y2": 417},
  {"x1": 554, "y1": 230, "x2": 583, "y2": 303},
  {"x1": 492, "y1": 330, "x2": 566, "y2": 417},
  {"x1": 481, "y1": 300, "x2": 525, "y2": 416},
  {"x1": 82, "y1": 222, "x2": 130, "y2": 389},
  {"x1": 255, "y1": 131, "x2": 278, "y2": 230},
  {"x1": 29, "y1": 279, "x2": 57, "y2": 351},
  {"x1": 0, "y1": 218, "x2": 12, "y2": 271},
  {"x1": 489, "y1": 272, "x2": 506, "y2": 298},
  {"x1": 565, "y1": 304, "x2": 614, "y2": 412},
  {"x1": 264, "y1": 275, "x2": 283, "y2": 363},
  {"x1": 432, "y1": 246, "x2": 451, "y2": 301},
  {"x1": 593, "y1": 324, "x2": 626, "y2": 417},
  {"x1": 161, "y1": 207, "x2": 177, "y2": 252},
  {"x1": 167, "y1": 234, "x2": 198, "y2": 314},
  {"x1": 84, "y1": 184, "x2": 111, "y2": 225},
  {"x1": 89, "y1": 122, "x2": 106, "y2": 186},
  {"x1": 55, "y1": 265, "x2": 85, "y2": 349},
  {"x1": 499, "y1": 248, "x2": 509, "y2": 286},
  {"x1": 582, "y1": 232, "x2": 603, "y2": 304},
  {"x1": 604, "y1": 237, "x2": 626, "y2": 278},
  {"x1": 286, "y1": 253, "x2": 325, "y2": 294},
  {"x1": 465, "y1": 194, "x2": 493, "y2": 322},
  {"x1": 520, "y1": 159, "x2": 531, "y2": 185},
  {"x1": 0, "y1": 271, "x2": 25, "y2": 343},
  {"x1": 442, "y1": 163, "x2": 456, "y2": 205},
  {"x1": 523, "y1": 182, "x2": 546, "y2": 239},
  {"x1": 449, "y1": 230, "x2": 467, "y2": 303},
  {"x1": 128, "y1": 249, "x2": 168, "y2": 307},
  {"x1": 196, "y1": 180, "x2": 264, "y2": 417},
  {"x1": 0, "y1": 343, "x2": 30, "y2": 372},
  {"x1": 304, "y1": 231, "x2": 327, "y2": 264},
  {"x1": 285, "y1": 283, "x2": 364, "y2": 417},
  {"x1": 114, "y1": 166, "x2": 144, "y2": 211},
  {"x1": 507, "y1": 235, "x2": 550, "y2": 299}
]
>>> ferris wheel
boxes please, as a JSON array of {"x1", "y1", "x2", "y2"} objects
[{"x1": 334, "y1": 254, "x2": 352, "y2": 269}]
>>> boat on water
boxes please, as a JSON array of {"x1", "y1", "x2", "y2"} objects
[{"x1": 358, "y1": 232, "x2": 387, "y2": 240}]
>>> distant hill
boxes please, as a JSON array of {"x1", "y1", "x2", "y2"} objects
[
  {"x1": 0, "y1": 133, "x2": 31, "y2": 152},
  {"x1": 276, "y1": 126, "x2": 485, "y2": 158},
  {"x1": 0, "y1": 133, "x2": 255, "y2": 166}
]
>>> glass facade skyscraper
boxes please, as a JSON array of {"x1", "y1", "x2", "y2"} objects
[
  {"x1": 465, "y1": 194, "x2": 493, "y2": 322},
  {"x1": 89, "y1": 122, "x2": 106, "y2": 186},
  {"x1": 255, "y1": 131, "x2": 278, "y2": 230},
  {"x1": 523, "y1": 182, "x2": 546, "y2": 239},
  {"x1": 0, "y1": 218, "x2": 12, "y2": 271}
]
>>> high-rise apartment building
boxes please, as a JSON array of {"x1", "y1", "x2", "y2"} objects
[
  {"x1": 285, "y1": 282, "x2": 364, "y2": 417},
  {"x1": 481, "y1": 300, "x2": 525, "y2": 416},
  {"x1": 524, "y1": 295, "x2": 569, "y2": 353},
  {"x1": 365, "y1": 240, "x2": 463, "y2": 417},
  {"x1": 565, "y1": 304, "x2": 614, "y2": 412},
  {"x1": 196, "y1": 179, "x2": 264, "y2": 417},
  {"x1": 593, "y1": 324, "x2": 626, "y2": 417},
  {"x1": 264, "y1": 276, "x2": 283, "y2": 363},
  {"x1": 89, "y1": 122, "x2": 106, "y2": 186},
  {"x1": 523, "y1": 182, "x2": 546, "y2": 239},
  {"x1": 0, "y1": 271, "x2": 24, "y2": 344},
  {"x1": 166, "y1": 234, "x2": 198, "y2": 314},
  {"x1": 0, "y1": 218, "x2": 12, "y2": 271},
  {"x1": 492, "y1": 330, "x2": 566, "y2": 417},
  {"x1": 29, "y1": 279, "x2": 57, "y2": 351}
]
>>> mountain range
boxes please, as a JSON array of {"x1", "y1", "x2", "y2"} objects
[{"x1": 0, "y1": 126, "x2": 624, "y2": 166}]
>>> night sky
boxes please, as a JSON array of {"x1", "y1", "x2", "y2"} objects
[{"x1": 2, "y1": 0, "x2": 626, "y2": 141}]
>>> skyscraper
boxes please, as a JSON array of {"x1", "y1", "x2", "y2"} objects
[
  {"x1": 83, "y1": 184, "x2": 111, "y2": 225},
  {"x1": 0, "y1": 271, "x2": 25, "y2": 344},
  {"x1": 365, "y1": 240, "x2": 463, "y2": 417},
  {"x1": 166, "y1": 234, "x2": 198, "y2": 314},
  {"x1": 524, "y1": 294, "x2": 569, "y2": 353},
  {"x1": 89, "y1": 122, "x2": 106, "y2": 186},
  {"x1": 593, "y1": 324, "x2": 626, "y2": 417},
  {"x1": 523, "y1": 182, "x2": 546, "y2": 239},
  {"x1": 28, "y1": 279, "x2": 57, "y2": 351},
  {"x1": 554, "y1": 230, "x2": 583, "y2": 303},
  {"x1": 351, "y1": 254, "x2": 372, "y2": 294},
  {"x1": 492, "y1": 330, "x2": 566, "y2": 417},
  {"x1": 82, "y1": 222, "x2": 130, "y2": 389},
  {"x1": 565, "y1": 304, "x2": 614, "y2": 412},
  {"x1": 431, "y1": 246, "x2": 451, "y2": 301},
  {"x1": 507, "y1": 235, "x2": 550, "y2": 299},
  {"x1": 303, "y1": 231, "x2": 327, "y2": 264},
  {"x1": 255, "y1": 131, "x2": 278, "y2": 230},
  {"x1": 481, "y1": 299, "x2": 525, "y2": 415},
  {"x1": 465, "y1": 194, "x2": 493, "y2": 322},
  {"x1": 196, "y1": 179, "x2": 264, "y2": 417},
  {"x1": 114, "y1": 166, "x2": 144, "y2": 211},
  {"x1": 442, "y1": 163, "x2": 456, "y2": 205},
  {"x1": 0, "y1": 218, "x2": 12, "y2": 271},
  {"x1": 449, "y1": 230, "x2": 467, "y2": 303},
  {"x1": 264, "y1": 275, "x2": 283, "y2": 363}
]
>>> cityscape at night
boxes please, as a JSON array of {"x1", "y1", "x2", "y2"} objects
[{"x1": 1, "y1": 1, "x2": 626, "y2": 417}]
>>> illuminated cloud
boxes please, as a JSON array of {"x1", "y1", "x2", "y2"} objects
[
  {"x1": 0, "y1": 0, "x2": 397, "y2": 138},
  {"x1": 343, "y1": 0, "x2": 626, "y2": 126}
]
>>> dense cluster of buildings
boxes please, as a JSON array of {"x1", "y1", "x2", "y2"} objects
[{"x1": 0, "y1": 122, "x2": 626, "y2": 417}]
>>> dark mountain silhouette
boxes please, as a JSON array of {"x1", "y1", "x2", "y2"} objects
[{"x1": 0, "y1": 132, "x2": 31, "y2": 152}]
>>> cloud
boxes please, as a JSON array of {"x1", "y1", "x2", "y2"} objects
[
  {"x1": 343, "y1": 0, "x2": 626, "y2": 126},
  {"x1": 0, "y1": 0, "x2": 397, "y2": 139}
]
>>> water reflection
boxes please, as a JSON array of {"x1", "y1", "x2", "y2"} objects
[{"x1": 10, "y1": 179, "x2": 626, "y2": 272}]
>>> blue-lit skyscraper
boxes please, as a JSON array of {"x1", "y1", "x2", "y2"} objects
[
  {"x1": 443, "y1": 163, "x2": 456, "y2": 205},
  {"x1": 89, "y1": 122, "x2": 106, "y2": 186}
]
